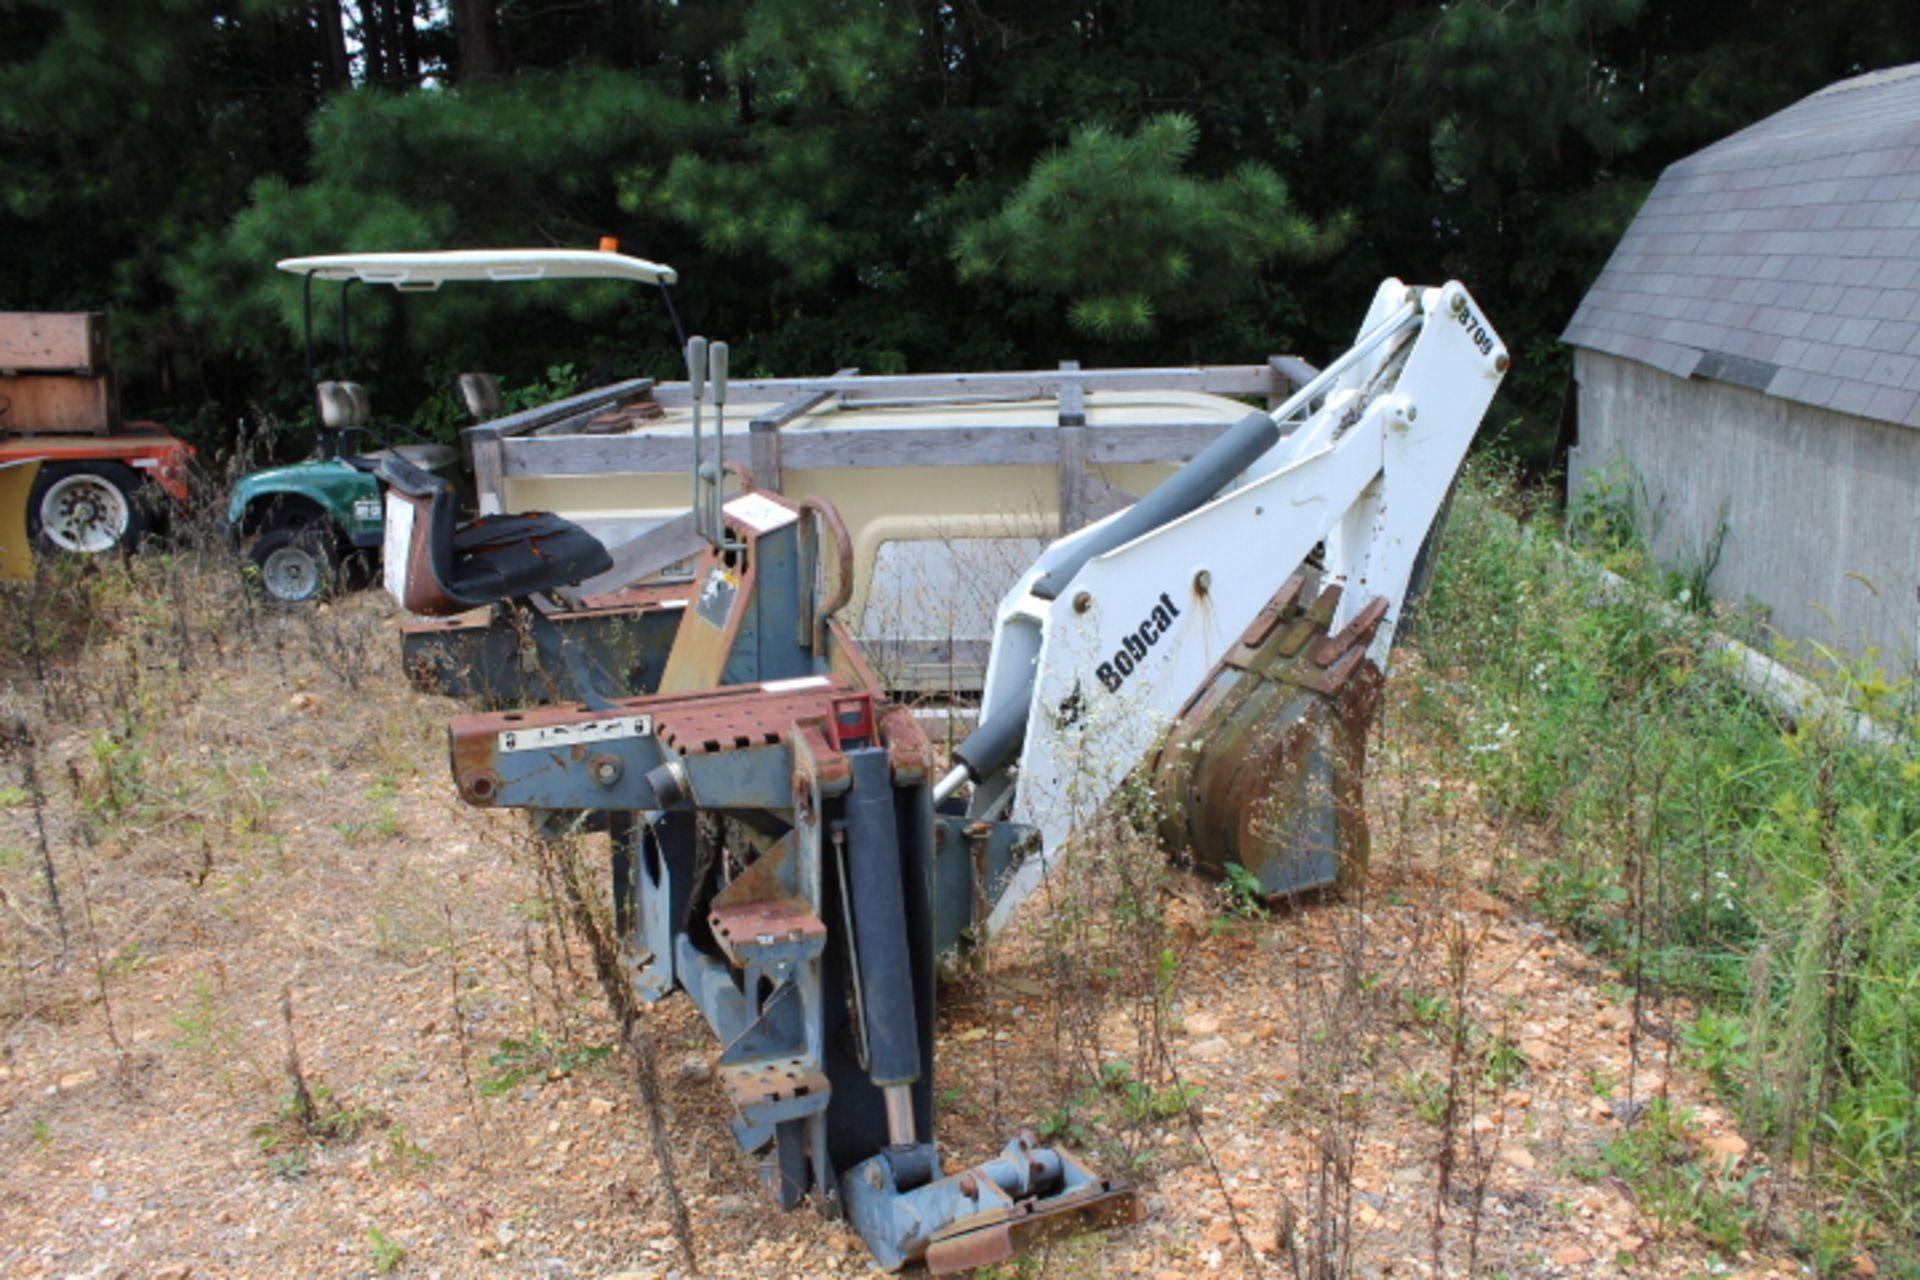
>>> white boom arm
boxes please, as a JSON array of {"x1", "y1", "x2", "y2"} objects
[{"x1": 957, "y1": 279, "x2": 1509, "y2": 931}]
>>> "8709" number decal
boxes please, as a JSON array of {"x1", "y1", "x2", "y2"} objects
[{"x1": 1456, "y1": 300, "x2": 1495, "y2": 358}]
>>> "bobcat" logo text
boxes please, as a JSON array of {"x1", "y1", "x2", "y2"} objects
[{"x1": 1094, "y1": 591, "x2": 1183, "y2": 693}]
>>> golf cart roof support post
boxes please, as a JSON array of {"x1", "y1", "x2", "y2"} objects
[
  {"x1": 660, "y1": 283, "x2": 687, "y2": 353},
  {"x1": 338, "y1": 277, "x2": 355, "y2": 378},
  {"x1": 299, "y1": 269, "x2": 361, "y2": 462},
  {"x1": 302, "y1": 271, "x2": 316, "y2": 396}
]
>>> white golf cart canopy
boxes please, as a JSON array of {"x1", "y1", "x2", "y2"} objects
[{"x1": 276, "y1": 248, "x2": 677, "y2": 289}]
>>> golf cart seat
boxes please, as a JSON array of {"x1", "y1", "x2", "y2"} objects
[
  {"x1": 314, "y1": 380, "x2": 461, "y2": 473},
  {"x1": 363, "y1": 442, "x2": 460, "y2": 472},
  {"x1": 316, "y1": 380, "x2": 371, "y2": 431},
  {"x1": 376, "y1": 454, "x2": 610, "y2": 615},
  {"x1": 457, "y1": 372, "x2": 503, "y2": 421}
]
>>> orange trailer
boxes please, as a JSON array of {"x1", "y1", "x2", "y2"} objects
[
  {"x1": 0, "y1": 311, "x2": 194, "y2": 555},
  {"x1": 0, "y1": 427, "x2": 194, "y2": 555}
]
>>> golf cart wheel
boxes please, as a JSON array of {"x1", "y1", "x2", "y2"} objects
[
  {"x1": 28, "y1": 461, "x2": 150, "y2": 555},
  {"x1": 248, "y1": 522, "x2": 340, "y2": 604}
]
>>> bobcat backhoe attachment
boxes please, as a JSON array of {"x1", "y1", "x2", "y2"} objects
[
  {"x1": 941, "y1": 277, "x2": 1508, "y2": 923},
  {"x1": 382, "y1": 254, "x2": 1508, "y2": 1272}
]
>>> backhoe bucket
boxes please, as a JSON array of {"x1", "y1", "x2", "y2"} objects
[
  {"x1": 0, "y1": 458, "x2": 39, "y2": 582},
  {"x1": 1151, "y1": 572, "x2": 1386, "y2": 899}
]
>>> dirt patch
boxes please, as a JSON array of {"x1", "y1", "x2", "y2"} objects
[{"x1": 0, "y1": 584, "x2": 1813, "y2": 1278}]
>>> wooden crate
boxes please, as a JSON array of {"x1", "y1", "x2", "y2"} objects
[
  {"x1": 0, "y1": 312, "x2": 110, "y2": 374},
  {"x1": 0, "y1": 373, "x2": 119, "y2": 435}
]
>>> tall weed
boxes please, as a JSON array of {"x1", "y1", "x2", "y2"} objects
[{"x1": 1412, "y1": 464, "x2": 1920, "y2": 1250}]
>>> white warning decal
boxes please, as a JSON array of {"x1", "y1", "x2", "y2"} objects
[
  {"x1": 724, "y1": 492, "x2": 800, "y2": 533},
  {"x1": 381, "y1": 492, "x2": 416, "y2": 605},
  {"x1": 498, "y1": 714, "x2": 653, "y2": 753},
  {"x1": 760, "y1": 675, "x2": 832, "y2": 693}
]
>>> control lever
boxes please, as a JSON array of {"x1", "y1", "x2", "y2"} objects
[
  {"x1": 686, "y1": 336, "x2": 710, "y2": 545},
  {"x1": 709, "y1": 341, "x2": 730, "y2": 545}
]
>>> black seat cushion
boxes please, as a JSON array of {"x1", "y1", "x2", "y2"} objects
[
  {"x1": 371, "y1": 452, "x2": 609, "y2": 607},
  {"x1": 445, "y1": 512, "x2": 612, "y2": 604}
]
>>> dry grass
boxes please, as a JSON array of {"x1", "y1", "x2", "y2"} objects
[{"x1": 0, "y1": 521, "x2": 1821, "y2": 1278}]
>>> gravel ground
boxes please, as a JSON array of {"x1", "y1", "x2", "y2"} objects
[{"x1": 0, "y1": 594, "x2": 1818, "y2": 1279}]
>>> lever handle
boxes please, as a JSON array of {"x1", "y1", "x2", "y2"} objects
[
  {"x1": 687, "y1": 336, "x2": 709, "y2": 401},
  {"x1": 709, "y1": 342, "x2": 729, "y2": 407}
]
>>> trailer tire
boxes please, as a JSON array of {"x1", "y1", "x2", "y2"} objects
[
  {"x1": 248, "y1": 521, "x2": 340, "y2": 605},
  {"x1": 27, "y1": 461, "x2": 150, "y2": 555}
]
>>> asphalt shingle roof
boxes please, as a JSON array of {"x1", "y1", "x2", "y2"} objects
[{"x1": 1562, "y1": 62, "x2": 1920, "y2": 430}]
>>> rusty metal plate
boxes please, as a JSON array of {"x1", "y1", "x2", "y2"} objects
[
  {"x1": 445, "y1": 626, "x2": 932, "y2": 805},
  {"x1": 452, "y1": 679, "x2": 844, "y2": 760},
  {"x1": 715, "y1": 1055, "x2": 830, "y2": 1108},
  {"x1": 925, "y1": 1181, "x2": 1141, "y2": 1275},
  {"x1": 709, "y1": 897, "x2": 827, "y2": 968}
]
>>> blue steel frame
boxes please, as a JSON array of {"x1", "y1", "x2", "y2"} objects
[{"x1": 424, "y1": 492, "x2": 1131, "y2": 1269}]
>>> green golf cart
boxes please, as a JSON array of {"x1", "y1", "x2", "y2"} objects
[{"x1": 227, "y1": 247, "x2": 679, "y2": 603}]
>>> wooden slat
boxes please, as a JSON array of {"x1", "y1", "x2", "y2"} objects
[
  {"x1": 470, "y1": 432, "x2": 507, "y2": 515},
  {"x1": 465, "y1": 377, "x2": 654, "y2": 511},
  {"x1": 1083, "y1": 424, "x2": 1224, "y2": 464},
  {"x1": 646, "y1": 363, "x2": 1287, "y2": 407},
  {"x1": 462, "y1": 376, "x2": 654, "y2": 444},
  {"x1": 1055, "y1": 361, "x2": 1086, "y2": 427},
  {"x1": 782, "y1": 427, "x2": 1063, "y2": 469},
  {"x1": 1057, "y1": 360, "x2": 1088, "y2": 535},
  {"x1": 748, "y1": 421, "x2": 780, "y2": 494},
  {"x1": 748, "y1": 367, "x2": 856, "y2": 494},
  {"x1": 751, "y1": 386, "x2": 841, "y2": 432},
  {"x1": 500, "y1": 420, "x2": 1234, "y2": 476}
]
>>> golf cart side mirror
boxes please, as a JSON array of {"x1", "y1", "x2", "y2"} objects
[
  {"x1": 316, "y1": 380, "x2": 370, "y2": 431},
  {"x1": 457, "y1": 372, "x2": 503, "y2": 422}
]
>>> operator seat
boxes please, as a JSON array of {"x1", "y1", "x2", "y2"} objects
[
  {"x1": 317, "y1": 379, "x2": 460, "y2": 473},
  {"x1": 457, "y1": 372, "x2": 503, "y2": 421},
  {"x1": 376, "y1": 454, "x2": 610, "y2": 616}
]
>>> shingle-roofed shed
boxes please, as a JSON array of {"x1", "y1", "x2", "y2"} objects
[{"x1": 1564, "y1": 62, "x2": 1920, "y2": 666}]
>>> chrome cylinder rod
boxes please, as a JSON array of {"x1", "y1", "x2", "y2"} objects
[{"x1": 883, "y1": 1084, "x2": 918, "y2": 1146}]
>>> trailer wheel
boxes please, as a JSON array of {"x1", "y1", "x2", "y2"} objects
[
  {"x1": 27, "y1": 461, "x2": 150, "y2": 555},
  {"x1": 248, "y1": 522, "x2": 340, "y2": 604}
]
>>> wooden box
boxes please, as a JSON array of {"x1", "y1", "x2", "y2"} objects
[
  {"x1": 0, "y1": 312, "x2": 110, "y2": 374},
  {"x1": 0, "y1": 373, "x2": 120, "y2": 435}
]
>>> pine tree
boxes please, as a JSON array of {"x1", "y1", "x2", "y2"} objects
[{"x1": 953, "y1": 113, "x2": 1348, "y2": 340}]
